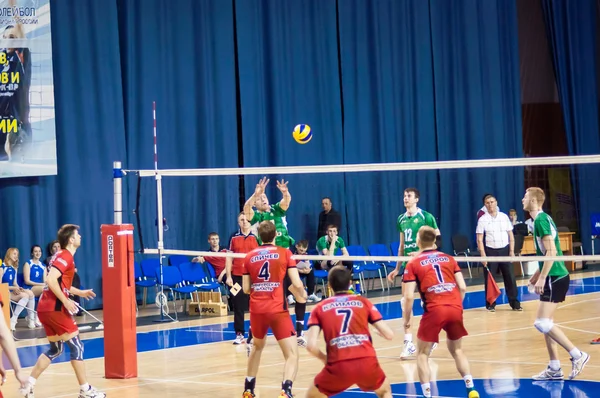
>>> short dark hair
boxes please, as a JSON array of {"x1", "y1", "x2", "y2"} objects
[
  {"x1": 257, "y1": 221, "x2": 276, "y2": 244},
  {"x1": 296, "y1": 240, "x2": 308, "y2": 249},
  {"x1": 404, "y1": 188, "x2": 420, "y2": 199},
  {"x1": 322, "y1": 197, "x2": 331, "y2": 202},
  {"x1": 207, "y1": 232, "x2": 219, "y2": 239},
  {"x1": 57, "y1": 224, "x2": 80, "y2": 249},
  {"x1": 328, "y1": 265, "x2": 352, "y2": 293},
  {"x1": 482, "y1": 193, "x2": 495, "y2": 204},
  {"x1": 326, "y1": 224, "x2": 338, "y2": 232},
  {"x1": 30, "y1": 244, "x2": 42, "y2": 257}
]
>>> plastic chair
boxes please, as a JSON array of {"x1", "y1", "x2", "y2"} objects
[
  {"x1": 346, "y1": 245, "x2": 381, "y2": 293},
  {"x1": 169, "y1": 254, "x2": 189, "y2": 267},
  {"x1": 368, "y1": 244, "x2": 397, "y2": 290},
  {"x1": 177, "y1": 262, "x2": 220, "y2": 292},
  {"x1": 451, "y1": 235, "x2": 480, "y2": 278},
  {"x1": 155, "y1": 266, "x2": 197, "y2": 320}
]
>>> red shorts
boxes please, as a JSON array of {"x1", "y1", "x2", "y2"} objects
[
  {"x1": 418, "y1": 306, "x2": 468, "y2": 343},
  {"x1": 250, "y1": 311, "x2": 296, "y2": 341},
  {"x1": 38, "y1": 311, "x2": 78, "y2": 337},
  {"x1": 315, "y1": 356, "x2": 386, "y2": 397}
]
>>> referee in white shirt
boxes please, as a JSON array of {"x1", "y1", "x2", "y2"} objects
[{"x1": 476, "y1": 194, "x2": 522, "y2": 312}]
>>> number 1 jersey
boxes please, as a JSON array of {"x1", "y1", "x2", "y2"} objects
[
  {"x1": 243, "y1": 244, "x2": 296, "y2": 314},
  {"x1": 403, "y1": 250, "x2": 463, "y2": 312}
]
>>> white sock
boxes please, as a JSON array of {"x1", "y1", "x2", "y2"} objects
[
  {"x1": 464, "y1": 374, "x2": 474, "y2": 389},
  {"x1": 246, "y1": 376, "x2": 255, "y2": 382},
  {"x1": 569, "y1": 348, "x2": 582, "y2": 360},
  {"x1": 404, "y1": 334, "x2": 413, "y2": 343},
  {"x1": 12, "y1": 297, "x2": 28, "y2": 319},
  {"x1": 27, "y1": 298, "x2": 35, "y2": 319},
  {"x1": 549, "y1": 360, "x2": 561, "y2": 371},
  {"x1": 80, "y1": 383, "x2": 90, "y2": 391},
  {"x1": 421, "y1": 383, "x2": 432, "y2": 397},
  {"x1": 28, "y1": 376, "x2": 37, "y2": 386}
]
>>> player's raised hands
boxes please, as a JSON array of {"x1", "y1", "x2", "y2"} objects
[
  {"x1": 276, "y1": 179, "x2": 289, "y2": 193},
  {"x1": 254, "y1": 177, "x2": 269, "y2": 196}
]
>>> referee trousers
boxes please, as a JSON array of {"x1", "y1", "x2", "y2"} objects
[
  {"x1": 232, "y1": 275, "x2": 248, "y2": 335},
  {"x1": 483, "y1": 245, "x2": 520, "y2": 309}
]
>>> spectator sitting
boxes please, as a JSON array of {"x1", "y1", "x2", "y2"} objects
[
  {"x1": 44, "y1": 240, "x2": 60, "y2": 271},
  {"x1": 1, "y1": 248, "x2": 37, "y2": 330},
  {"x1": 315, "y1": 225, "x2": 350, "y2": 271},
  {"x1": 22, "y1": 245, "x2": 47, "y2": 306},
  {"x1": 193, "y1": 232, "x2": 228, "y2": 282},
  {"x1": 289, "y1": 240, "x2": 320, "y2": 304}
]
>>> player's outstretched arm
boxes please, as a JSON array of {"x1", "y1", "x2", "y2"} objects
[
  {"x1": 454, "y1": 272, "x2": 467, "y2": 301},
  {"x1": 243, "y1": 177, "x2": 269, "y2": 222},
  {"x1": 69, "y1": 286, "x2": 96, "y2": 300},
  {"x1": 277, "y1": 179, "x2": 291, "y2": 211},
  {"x1": 372, "y1": 320, "x2": 394, "y2": 340},
  {"x1": 306, "y1": 325, "x2": 326, "y2": 364}
]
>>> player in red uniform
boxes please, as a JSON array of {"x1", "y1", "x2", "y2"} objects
[
  {"x1": 241, "y1": 221, "x2": 307, "y2": 398},
  {"x1": 21, "y1": 225, "x2": 105, "y2": 398},
  {"x1": 305, "y1": 265, "x2": 394, "y2": 397},
  {"x1": 0, "y1": 291, "x2": 27, "y2": 396},
  {"x1": 403, "y1": 226, "x2": 479, "y2": 398}
]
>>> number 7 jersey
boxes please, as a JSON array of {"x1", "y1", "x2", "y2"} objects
[
  {"x1": 403, "y1": 249, "x2": 463, "y2": 312},
  {"x1": 308, "y1": 294, "x2": 383, "y2": 363},
  {"x1": 243, "y1": 244, "x2": 296, "y2": 314}
]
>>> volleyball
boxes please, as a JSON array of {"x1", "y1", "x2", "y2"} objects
[{"x1": 292, "y1": 124, "x2": 312, "y2": 144}]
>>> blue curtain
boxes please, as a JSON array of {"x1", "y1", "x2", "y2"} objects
[
  {"x1": 118, "y1": 0, "x2": 240, "y2": 252},
  {"x1": 234, "y1": 0, "x2": 345, "y2": 244},
  {"x1": 542, "y1": 0, "x2": 600, "y2": 253},
  {"x1": 338, "y1": 0, "x2": 440, "y2": 246},
  {"x1": 0, "y1": 0, "x2": 127, "y2": 307},
  {"x1": 430, "y1": 0, "x2": 524, "y2": 241}
]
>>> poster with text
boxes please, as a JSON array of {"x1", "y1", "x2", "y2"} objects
[{"x1": 0, "y1": 0, "x2": 55, "y2": 178}]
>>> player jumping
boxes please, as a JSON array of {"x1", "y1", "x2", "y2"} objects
[
  {"x1": 305, "y1": 265, "x2": 394, "y2": 397},
  {"x1": 402, "y1": 226, "x2": 479, "y2": 398},
  {"x1": 387, "y1": 188, "x2": 440, "y2": 359},
  {"x1": 523, "y1": 188, "x2": 590, "y2": 381},
  {"x1": 241, "y1": 221, "x2": 307, "y2": 398},
  {"x1": 21, "y1": 225, "x2": 105, "y2": 398}
]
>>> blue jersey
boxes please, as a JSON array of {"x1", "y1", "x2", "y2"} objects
[
  {"x1": 1, "y1": 265, "x2": 16, "y2": 285},
  {"x1": 25, "y1": 261, "x2": 45, "y2": 286}
]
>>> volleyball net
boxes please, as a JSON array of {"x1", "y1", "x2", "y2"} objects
[{"x1": 115, "y1": 154, "x2": 600, "y2": 285}]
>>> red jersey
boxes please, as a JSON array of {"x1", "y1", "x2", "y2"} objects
[
  {"x1": 204, "y1": 246, "x2": 228, "y2": 276},
  {"x1": 229, "y1": 231, "x2": 259, "y2": 276},
  {"x1": 307, "y1": 294, "x2": 382, "y2": 363},
  {"x1": 403, "y1": 250, "x2": 463, "y2": 311},
  {"x1": 37, "y1": 250, "x2": 75, "y2": 314},
  {"x1": 243, "y1": 245, "x2": 295, "y2": 314}
]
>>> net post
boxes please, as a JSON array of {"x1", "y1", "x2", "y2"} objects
[{"x1": 113, "y1": 161, "x2": 123, "y2": 225}]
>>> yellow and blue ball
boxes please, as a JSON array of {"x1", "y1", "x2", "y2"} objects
[{"x1": 292, "y1": 124, "x2": 312, "y2": 144}]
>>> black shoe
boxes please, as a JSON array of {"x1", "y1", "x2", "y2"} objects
[{"x1": 512, "y1": 306, "x2": 523, "y2": 311}]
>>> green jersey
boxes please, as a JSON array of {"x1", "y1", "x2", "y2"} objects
[
  {"x1": 250, "y1": 202, "x2": 295, "y2": 248},
  {"x1": 316, "y1": 235, "x2": 346, "y2": 254},
  {"x1": 396, "y1": 208, "x2": 438, "y2": 255},
  {"x1": 533, "y1": 211, "x2": 569, "y2": 277}
]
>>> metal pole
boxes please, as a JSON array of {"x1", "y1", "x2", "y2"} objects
[{"x1": 113, "y1": 161, "x2": 123, "y2": 225}]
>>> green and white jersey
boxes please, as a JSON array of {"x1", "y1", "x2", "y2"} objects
[
  {"x1": 533, "y1": 211, "x2": 569, "y2": 277},
  {"x1": 316, "y1": 235, "x2": 346, "y2": 255},
  {"x1": 250, "y1": 202, "x2": 295, "y2": 248},
  {"x1": 396, "y1": 208, "x2": 438, "y2": 255}
]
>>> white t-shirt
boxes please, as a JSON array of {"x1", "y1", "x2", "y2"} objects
[{"x1": 476, "y1": 211, "x2": 513, "y2": 249}]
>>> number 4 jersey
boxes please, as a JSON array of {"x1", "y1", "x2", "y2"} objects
[
  {"x1": 403, "y1": 250, "x2": 463, "y2": 312},
  {"x1": 308, "y1": 294, "x2": 383, "y2": 363},
  {"x1": 243, "y1": 244, "x2": 296, "y2": 314}
]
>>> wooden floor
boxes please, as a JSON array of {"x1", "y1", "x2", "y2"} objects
[{"x1": 3, "y1": 272, "x2": 600, "y2": 398}]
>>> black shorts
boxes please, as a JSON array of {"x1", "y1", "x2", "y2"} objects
[{"x1": 540, "y1": 275, "x2": 570, "y2": 303}]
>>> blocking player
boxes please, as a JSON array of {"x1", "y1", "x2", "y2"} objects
[
  {"x1": 523, "y1": 188, "x2": 590, "y2": 380},
  {"x1": 387, "y1": 187, "x2": 440, "y2": 358},
  {"x1": 305, "y1": 265, "x2": 394, "y2": 397},
  {"x1": 21, "y1": 225, "x2": 105, "y2": 398},
  {"x1": 241, "y1": 221, "x2": 307, "y2": 398},
  {"x1": 402, "y1": 226, "x2": 479, "y2": 398}
]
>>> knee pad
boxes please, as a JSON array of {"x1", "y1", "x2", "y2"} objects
[
  {"x1": 66, "y1": 336, "x2": 84, "y2": 361},
  {"x1": 534, "y1": 318, "x2": 554, "y2": 334},
  {"x1": 44, "y1": 341, "x2": 64, "y2": 360}
]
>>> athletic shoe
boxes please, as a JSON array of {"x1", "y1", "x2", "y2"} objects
[
  {"x1": 233, "y1": 333, "x2": 245, "y2": 345},
  {"x1": 297, "y1": 336, "x2": 307, "y2": 348},
  {"x1": 591, "y1": 337, "x2": 600, "y2": 345},
  {"x1": 532, "y1": 367, "x2": 564, "y2": 380},
  {"x1": 569, "y1": 351, "x2": 590, "y2": 380},
  {"x1": 34, "y1": 315, "x2": 42, "y2": 327},
  {"x1": 242, "y1": 390, "x2": 255, "y2": 397},
  {"x1": 79, "y1": 385, "x2": 106, "y2": 398},
  {"x1": 10, "y1": 318, "x2": 16, "y2": 331},
  {"x1": 20, "y1": 384, "x2": 34, "y2": 398},
  {"x1": 287, "y1": 294, "x2": 295, "y2": 305},
  {"x1": 27, "y1": 319, "x2": 36, "y2": 329},
  {"x1": 307, "y1": 294, "x2": 321, "y2": 303},
  {"x1": 400, "y1": 340, "x2": 416, "y2": 359},
  {"x1": 278, "y1": 390, "x2": 293, "y2": 398}
]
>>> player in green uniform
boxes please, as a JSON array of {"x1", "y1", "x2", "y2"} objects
[
  {"x1": 244, "y1": 177, "x2": 294, "y2": 248},
  {"x1": 523, "y1": 187, "x2": 589, "y2": 381},
  {"x1": 387, "y1": 188, "x2": 440, "y2": 359}
]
